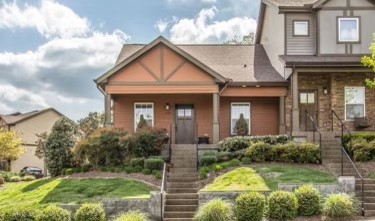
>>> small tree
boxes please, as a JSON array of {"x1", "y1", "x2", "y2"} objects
[
  {"x1": 137, "y1": 114, "x2": 148, "y2": 130},
  {"x1": 0, "y1": 130, "x2": 24, "y2": 171},
  {"x1": 361, "y1": 34, "x2": 375, "y2": 89},
  {"x1": 35, "y1": 132, "x2": 48, "y2": 159},
  {"x1": 235, "y1": 113, "x2": 248, "y2": 136},
  {"x1": 78, "y1": 112, "x2": 105, "y2": 138},
  {"x1": 224, "y1": 33, "x2": 255, "y2": 45},
  {"x1": 45, "y1": 117, "x2": 78, "y2": 177}
]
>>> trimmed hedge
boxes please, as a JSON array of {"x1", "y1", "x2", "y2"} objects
[
  {"x1": 36, "y1": 205, "x2": 71, "y2": 221},
  {"x1": 235, "y1": 192, "x2": 266, "y2": 221},
  {"x1": 218, "y1": 135, "x2": 289, "y2": 152},
  {"x1": 294, "y1": 185, "x2": 322, "y2": 216},
  {"x1": 350, "y1": 138, "x2": 375, "y2": 162},
  {"x1": 21, "y1": 175, "x2": 36, "y2": 181},
  {"x1": 245, "y1": 142, "x2": 272, "y2": 162},
  {"x1": 268, "y1": 191, "x2": 298, "y2": 220},
  {"x1": 130, "y1": 157, "x2": 145, "y2": 168},
  {"x1": 217, "y1": 152, "x2": 234, "y2": 162},
  {"x1": 200, "y1": 155, "x2": 217, "y2": 166},
  {"x1": 144, "y1": 158, "x2": 164, "y2": 171},
  {"x1": 75, "y1": 204, "x2": 106, "y2": 221},
  {"x1": 2, "y1": 207, "x2": 37, "y2": 221},
  {"x1": 8, "y1": 176, "x2": 21, "y2": 182}
]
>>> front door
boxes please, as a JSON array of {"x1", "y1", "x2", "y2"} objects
[
  {"x1": 299, "y1": 90, "x2": 318, "y2": 131},
  {"x1": 175, "y1": 105, "x2": 195, "y2": 144}
]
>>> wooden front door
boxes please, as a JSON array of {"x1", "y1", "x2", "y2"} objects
[
  {"x1": 299, "y1": 90, "x2": 318, "y2": 131},
  {"x1": 175, "y1": 105, "x2": 195, "y2": 144}
]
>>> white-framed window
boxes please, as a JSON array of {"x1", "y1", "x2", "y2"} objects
[
  {"x1": 134, "y1": 102, "x2": 154, "y2": 130},
  {"x1": 338, "y1": 17, "x2": 360, "y2": 42},
  {"x1": 231, "y1": 102, "x2": 251, "y2": 135},
  {"x1": 293, "y1": 21, "x2": 309, "y2": 36},
  {"x1": 345, "y1": 87, "x2": 365, "y2": 121}
]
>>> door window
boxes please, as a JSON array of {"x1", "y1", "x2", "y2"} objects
[{"x1": 300, "y1": 92, "x2": 315, "y2": 104}]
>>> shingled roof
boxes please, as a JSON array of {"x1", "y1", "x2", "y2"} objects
[
  {"x1": 0, "y1": 108, "x2": 62, "y2": 125},
  {"x1": 264, "y1": 0, "x2": 319, "y2": 7}
]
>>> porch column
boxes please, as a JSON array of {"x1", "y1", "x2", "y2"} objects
[
  {"x1": 212, "y1": 93, "x2": 220, "y2": 144},
  {"x1": 104, "y1": 94, "x2": 112, "y2": 127},
  {"x1": 279, "y1": 96, "x2": 286, "y2": 134},
  {"x1": 292, "y1": 71, "x2": 300, "y2": 131}
]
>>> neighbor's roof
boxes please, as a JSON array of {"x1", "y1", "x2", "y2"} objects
[
  {"x1": 264, "y1": 0, "x2": 319, "y2": 8},
  {"x1": 0, "y1": 108, "x2": 63, "y2": 125},
  {"x1": 279, "y1": 55, "x2": 366, "y2": 68},
  {"x1": 112, "y1": 41, "x2": 287, "y2": 84}
]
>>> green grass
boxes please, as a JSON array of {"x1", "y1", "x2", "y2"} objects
[
  {"x1": 0, "y1": 178, "x2": 156, "y2": 210},
  {"x1": 201, "y1": 167, "x2": 270, "y2": 192},
  {"x1": 253, "y1": 165, "x2": 337, "y2": 190}
]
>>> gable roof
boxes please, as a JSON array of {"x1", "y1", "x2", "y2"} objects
[{"x1": 0, "y1": 108, "x2": 63, "y2": 125}]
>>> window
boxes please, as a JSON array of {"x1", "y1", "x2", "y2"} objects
[
  {"x1": 300, "y1": 92, "x2": 315, "y2": 104},
  {"x1": 345, "y1": 87, "x2": 365, "y2": 120},
  {"x1": 338, "y1": 17, "x2": 359, "y2": 42},
  {"x1": 134, "y1": 103, "x2": 154, "y2": 130},
  {"x1": 231, "y1": 103, "x2": 251, "y2": 135},
  {"x1": 293, "y1": 21, "x2": 309, "y2": 36}
]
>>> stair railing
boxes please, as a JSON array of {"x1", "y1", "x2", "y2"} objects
[
  {"x1": 305, "y1": 110, "x2": 322, "y2": 163},
  {"x1": 331, "y1": 109, "x2": 364, "y2": 215},
  {"x1": 160, "y1": 163, "x2": 168, "y2": 220},
  {"x1": 195, "y1": 122, "x2": 199, "y2": 171},
  {"x1": 168, "y1": 123, "x2": 172, "y2": 163}
]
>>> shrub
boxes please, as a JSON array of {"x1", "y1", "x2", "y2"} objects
[
  {"x1": 268, "y1": 191, "x2": 298, "y2": 220},
  {"x1": 65, "y1": 168, "x2": 74, "y2": 175},
  {"x1": 75, "y1": 203, "x2": 106, "y2": 221},
  {"x1": 200, "y1": 155, "x2": 217, "y2": 166},
  {"x1": 199, "y1": 167, "x2": 210, "y2": 179},
  {"x1": 36, "y1": 205, "x2": 71, "y2": 221},
  {"x1": 124, "y1": 166, "x2": 134, "y2": 174},
  {"x1": 233, "y1": 149, "x2": 245, "y2": 160},
  {"x1": 323, "y1": 193, "x2": 359, "y2": 218},
  {"x1": 2, "y1": 207, "x2": 37, "y2": 221},
  {"x1": 272, "y1": 142, "x2": 320, "y2": 164},
  {"x1": 351, "y1": 138, "x2": 375, "y2": 162},
  {"x1": 8, "y1": 175, "x2": 21, "y2": 182},
  {"x1": 235, "y1": 192, "x2": 266, "y2": 221},
  {"x1": 294, "y1": 185, "x2": 321, "y2": 216},
  {"x1": 21, "y1": 175, "x2": 36, "y2": 181},
  {"x1": 0, "y1": 176, "x2": 4, "y2": 185},
  {"x1": 144, "y1": 158, "x2": 164, "y2": 171},
  {"x1": 241, "y1": 157, "x2": 251, "y2": 164},
  {"x1": 193, "y1": 199, "x2": 233, "y2": 221},
  {"x1": 245, "y1": 142, "x2": 272, "y2": 162},
  {"x1": 228, "y1": 159, "x2": 240, "y2": 167},
  {"x1": 114, "y1": 211, "x2": 149, "y2": 221},
  {"x1": 344, "y1": 132, "x2": 375, "y2": 148},
  {"x1": 218, "y1": 135, "x2": 289, "y2": 152},
  {"x1": 129, "y1": 127, "x2": 168, "y2": 158},
  {"x1": 142, "y1": 169, "x2": 151, "y2": 175},
  {"x1": 130, "y1": 157, "x2": 145, "y2": 167},
  {"x1": 133, "y1": 166, "x2": 143, "y2": 173},
  {"x1": 0, "y1": 171, "x2": 17, "y2": 182},
  {"x1": 217, "y1": 152, "x2": 234, "y2": 162},
  {"x1": 148, "y1": 155, "x2": 168, "y2": 162},
  {"x1": 213, "y1": 164, "x2": 223, "y2": 172},
  {"x1": 153, "y1": 171, "x2": 162, "y2": 179}
]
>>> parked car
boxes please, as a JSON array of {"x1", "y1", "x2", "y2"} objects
[{"x1": 20, "y1": 167, "x2": 44, "y2": 179}]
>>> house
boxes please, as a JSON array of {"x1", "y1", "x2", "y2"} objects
[
  {"x1": 256, "y1": 0, "x2": 375, "y2": 137},
  {"x1": 0, "y1": 108, "x2": 63, "y2": 173}
]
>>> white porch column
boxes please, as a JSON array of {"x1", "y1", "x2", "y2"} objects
[
  {"x1": 212, "y1": 93, "x2": 220, "y2": 144},
  {"x1": 292, "y1": 71, "x2": 300, "y2": 131},
  {"x1": 104, "y1": 94, "x2": 112, "y2": 127},
  {"x1": 279, "y1": 96, "x2": 286, "y2": 134}
]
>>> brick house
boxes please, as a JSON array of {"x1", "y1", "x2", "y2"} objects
[{"x1": 96, "y1": 0, "x2": 375, "y2": 144}]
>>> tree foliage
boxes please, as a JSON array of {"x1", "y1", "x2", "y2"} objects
[
  {"x1": 35, "y1": 132, "x2": 48, "y2": 159},
  {"x1": 361, "y1": 34, "x2": 375, "y2": 89},
  {"x1": 224, "y1": 33, "x2": 255, "y2": 45},
  {"x1": 0, "y1": 130, "x2": 24, "y2": 170},
  {"x1": 78, "y1": 112, "x2": 105, "y2": 138},
  {"x1": 45, "y1": 117, "x2": 78, "y2": 177},
  {"x1": 235, "y1": 113, "x2": 248, "y2": 136}
]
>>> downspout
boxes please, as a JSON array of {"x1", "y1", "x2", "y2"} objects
[{"x1": 95, "y1": 81, "x2": 109, "y2": 125}]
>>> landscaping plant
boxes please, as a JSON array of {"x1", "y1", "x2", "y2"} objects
[
  {"x1": 144, "y1": 158, "x2": 164, "y2": 171},
  {"x1": 235, "y1": 192, "x2": 266, "y2": 221},
  {"x1": 268, "y1": 190, "x2": 298, "y2": 220},
  {"x1": 0, "y1": 129, "x2": 24, "y2": 171},
  {"x1": 193, "y1": 199, "x2": 233, "y2": 221},
  {"x1": 130, "y1": 157, "x2": 145, "y2": 168},
  {"x1": 21, "y1": 175, "x2": 36, "y2": 181},
  {"x1": 294, "y1": 185, "x2": 322, "y2": 216},
  {"x1": 217, "y1": 152, "x2": 234, "y2": 162},
  {"x1": 114, "y1": 211, "x2": 149, "y2": 221},
  {"x1": 323, "y1": 193, "x2": 359, "y2": 218},
  {"x1": 8, "y1": 175, "x2": 21, "y2": 182},
  {"x1": 2, "y1": 207, "x2": 37, "y2": 221},
  {"x1": 218, "y1": 135, "x2": 288, "y2": 152},
  {"x1": 36, "y1": 205, "x2": 71, "y2": 221},
  {"x1": 245, "y1": 142, "x2": 272, "y2": 162},
  {"x1": 75, "y1": 203, "x2": 106, "y2": 221},
  {"x1": 199, "y1": 155, "x2": 217, "y2": 166},
  {"x1": 130, "y1": 127, "x2": 168, "y2": 158}
]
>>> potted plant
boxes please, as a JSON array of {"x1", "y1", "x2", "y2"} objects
[{"x1": 198, "y1": 134, "x2": 210, "y2": 144}]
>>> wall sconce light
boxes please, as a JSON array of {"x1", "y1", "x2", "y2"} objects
[
  {"x1": 323, "y1": 87, "x2": 328, "y2": 95},
  {"x1": 165, "y1": 103, "x2": 170, "y2": 110}
]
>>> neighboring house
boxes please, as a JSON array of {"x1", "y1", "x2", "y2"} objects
[
  {"x1": 0, "y1": 108, "x2": 63, "y2": 173},
  {"x1": 256, "y1": 0, "x2": 375, "y2": 137}
]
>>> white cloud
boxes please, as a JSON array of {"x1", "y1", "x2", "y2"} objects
[
  {"x1": 155, "y1": 19, "x2": 169, "y2": 33},
  {"x1": 166, "y1": 0, "x2": 216, "y2": 4},
  {"x1": 163, "y1": 7, "x2": 257, "y2": 43},
  {"x1": 0, "y1": 0, "x2": 90, "y2": 38},
  {"x1": 0, "y1": 84, "x2": 48, "y2": 108}
]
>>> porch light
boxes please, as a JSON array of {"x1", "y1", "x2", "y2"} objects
[
  {"x1": 256, "y1": 85, "x2": 260, "y2": 88},
  {"x1": 165, "y1": 103, "x2": 170, "y2": 110},
  {"x1": 242, "y1": 85, "x2": 247, "y2": 88},
  {"x1": 323, "y1": 87, "x2": 328, "y2": 95}
]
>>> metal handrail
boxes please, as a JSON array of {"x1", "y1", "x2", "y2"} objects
[
  {"x1": 195, "y1": 122, "x2": 199, "y2": 171},
  {"x1": 160, "y1": 163, "x2": 168, "y2": 220},
  {"x1": 289, "y1": 108, "x2": 293, "y2": 140},
  {"x1": 305, "y1": 110, "x2": 322, "y2": 163},
  {"x1": 331, "y1": 109, "x2": 364, "y2": 215},
  {"x1": 168, "y1": 124, "x2": 172, "y2": 163}
]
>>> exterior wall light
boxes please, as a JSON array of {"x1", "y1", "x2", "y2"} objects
[
  {"x1": 323, "y1": 87, "x2": 328, "y2": 95},
  {"x1": 165, "y1": 103, "x2": 170, "y2": 110}
]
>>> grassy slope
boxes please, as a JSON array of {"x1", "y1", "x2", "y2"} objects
[{"x1": 0, "y1": 178, "x2": 155, "y2": 210}]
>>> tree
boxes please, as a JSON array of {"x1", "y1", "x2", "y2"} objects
[
  {"x1": 78, "y1": 112, "x2": 105, "y2": 138},
  {"x1": 35, "y1": 132, "x2": 48, "y2": 159},
  {"x1": 361, "y1": 34, "x2": 375, "y2": 89},
  {"x1": 235, "y1": 114, "x2": 249, "y2": 136},
  {"x1": 224, "y1": 33, "x2": 255, "y2": 45},
  {"x1": 0, "y1": 130, "x2": 24, "y2": 171},
  {"x1": 45, "y1": 117, "x2": 78, "y2": 177}
]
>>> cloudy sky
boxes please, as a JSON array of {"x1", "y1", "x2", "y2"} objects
[{"x1": 0, "y1": 0, "x2": 259, "y2": 120}]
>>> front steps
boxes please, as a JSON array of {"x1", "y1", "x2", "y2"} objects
[{"x1": 163, "y1": 145, "x2": 198, "y2": 221}]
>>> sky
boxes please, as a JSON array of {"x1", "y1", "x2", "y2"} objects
[{"x1": 0, "y1": 0, "x2": 260, "y2": 121}]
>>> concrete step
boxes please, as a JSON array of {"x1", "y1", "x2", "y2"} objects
[
  {"x1": 166, "y1": 193, "x2": 198, "y2": 200},
  {"x1": 356, "y1": 179, "x2": 375, "y2": 184},
  {"x1": 169, "y1": 172, "x2": 198, "y2": 178},
  {"x1": 168, "y1": 177, "x2": 199, "y2": 182},
  {"x1": 357, "y1": 191, "x2": 375, "y2": 197},
  {"x1": 363, "y1": 203, "x2": 375, "y2": 210},
  {"x1": 166, "y1": 199, "x2": 199, "y2": 205},
  {"x1": 167, "y1": 188, "x2": 198, "y2": 193},
  {"x1": 163, "y1": 219, "x2": 193, "y2": 221},
  {"x1": 172, "y1": 161, "x2": 198, "y2": 168},
  {"x1": 170, "y1": 167, "x2": 197, "y2": 173},
  {"x1": 165, "y1": 205, "x2": 197, "y2": 212},
  {"x1": 167, "y1": 182, "x2": 198, "y2": 188},
  {"x1": 356, "y1": 184, "x2": 375, "y2": 191},
  {"x1": 323, "y1": 159, "x2": 352, "y2": 163},
  {"x1": 172, "y1": 152, "x2": 197, "y2": 157},
  {"x1": 171, "y1": 159, "x2": 197, "y2": 164},
  {"x1": 357, "y1": 196, "x2": 375, "y2": 202},
  {"x1": 364, "y1": 210, "x2": 375, "y2": 217},
  {"x1": 164, "y1": 212, "x2": 195, "y2": 219}
]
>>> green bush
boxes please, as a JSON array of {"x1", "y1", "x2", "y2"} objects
[
  {"x1": 228, "y1": 159, "x2": 240, "y2": 167},
  {"x1": 218, "y1": 135, "x2": 289, "y2": 152},
  {"x1": 65, "y1": 168, "x2": 74, "y2": 175},
  {"x1": 142, "y1": 169, "x2": 151, "y2": 175},
  {"x1": 294, "y1": 185, "x2": 321, "y2": 216},
  {"x1": 2, "y1": 207, "x2": 37, "y2": 221},
  {"x1": 235, "y1": 192, "x2": 266, "y2": 221},
  {"x1": 193, "y1": 199, "x2": 233, "y2": 221},
  {"x1": 217, "y1": 152, "x2": 234, "y2": 162},
  {"x1": 323, "y1": 193, "x2": 359, "y2": 218},
  {"x1": 241, "y1": 157, "x2": 251, "y2": 164},
  {"x1": 245, "y1": 142, "x2": 272, "y2": 162},
  {"x1": 272, "y1": 142, "x2": 320, "y2": 164},
  {"x1": 153, "y1": 171, "x2": 162, "y2": 179},
  {"x1": 133, "y1": 166, "x2": 143, "y2": 173},
  {"x1": 124, "y1": 166, "x2": 134, "y2": 174},
  {"x1": 144, "y1": 158, "x2": 164, "y2": 171},
  {"x1": 268, "y1": 191, "x2": 298, "y2": 220},
  {"x1": 233, "y1": 149, "x2": 246, "y2": 160},
  {"x1": 21, "y1": 175, "x2": 36, "y2": 181},
  {"x1": 199, "y1": 167, "x2": 210, "y2": 179},
  {"x1": 0, "y1": 171, "x2": 17, "y2": 182},
  {"x1": 8, "y1": 175, "x2": 21, "y2": 182},
  {"x1": 114, "y1": 211, "x2": 149, "y2": 221},
  {"x1": 351, "y1": 138, "x2": 375, "y2": 162},
  {"x1": 130, "y1": 157, "x2": 145, "y2": 168},
  {"x1": 75, "y1": 203, "x2": 106, "y2": 221},
  {"x1": 200, "y1": 155, "x2": 217, "y2": 166},
  {"x1": 36, "y1": 205, "x2": 71, "y2": 221},
  {"x1": 344, "y1": 132, "x2": 375, "y2": 148},
  {"x1": 148, "y1": 155, "x2": 168, "y2": 162},
  {"x1": 0, "y1": 176, "x2": 4, "y2": 185},
  {"x1": 213, "y1": 164, "x2": 223, "y2": 172},
  {"x1": 129, "y1": 127, "x2": 168, "y2": 158}
]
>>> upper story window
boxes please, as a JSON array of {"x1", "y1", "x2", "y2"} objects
[
  {"x1": 338, "y1": 17, "x2": 360, "y2": 42},
  {"x1": 293, "y1": 21, "x2": 309, "y2": 36}
]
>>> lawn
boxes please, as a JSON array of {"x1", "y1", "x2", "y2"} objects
[{"x1": 0, "y1": 178, "x2": 156, "y2": 210}]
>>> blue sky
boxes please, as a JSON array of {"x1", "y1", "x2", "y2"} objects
[{"x1": 0, "y1": 0, "x2": 259, "y2": 120}]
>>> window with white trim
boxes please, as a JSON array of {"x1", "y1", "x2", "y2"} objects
[
  {"x1": 345, "y1": 87, "x2": 365, "y2": 120},
  {"x1": 293, "y1": 21, "x2": 309, "y2": 36},
  {"x1": 134, "y1": 103, "x2": 154, "y2": 130},
  {"x1": 338, "y1": 17, "x2": 359, "y2": 42},
  {"x1": 231, "y1": 103, "x2": 251, "y2": 135}
]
